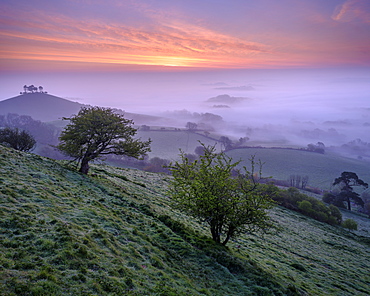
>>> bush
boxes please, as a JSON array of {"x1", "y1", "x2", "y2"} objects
[
  {"x1": 342, "y1": 219, "x2": 358, "y2": 231},
  {"x1": 0, "y1": 127, "x2": 36, "y2": 152},
  {"x1": 329, "y1": 204, "x2": 342, "y2": 224},
  {"x1": 298, "y1": 200, "x2": 312, "y2": 213},
  {"x1": 274, "y1": 187, "x2": 342, "y2": 225}
]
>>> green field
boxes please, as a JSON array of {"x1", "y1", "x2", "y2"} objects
[
  {"x1": 226, "y1": 148, "x2": 370, "y2": 190},
  {"x1": 137, "y1": 130, "x2": 221, "y2": 160},
  {"x1": 0, "y1": 145, "x2": 369, "y2": 295},
  {"x1": 135, "y1": 130, "x2": 370, "y2": 191}
]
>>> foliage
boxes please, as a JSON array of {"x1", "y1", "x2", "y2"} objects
[
  {"x1": 168, "y1": 144, "x2": 275, "y2": 245},
  {"x1": 57, "y1": 107, "x2": 151, "y2": 174},
  {"x1": 342, "y1": 219, "x2": 358, "y2": 231},
  {"x1": 22, "y1": 84, "x2": 46, "y2": 94},
  {"x1": 275, "y1": 187, "x2": 342, "y2": 225},
  {"x1": 143, "y1": 157, "x2": 170, "y2": 174},
  {"x1": 0, "y1": 113, "x2": 60, "y2": 147},
  {"x1": 323, "y1": 192, "x2": 345, "y2": 208},
  {"x1": 185, "y1": 121, "x2": 198, "y2": 131},
  {"x1": 219, "y1": 136, "x2": 233, "y2": 150},
  {"x1": 0, "y1": 127, "x2": 36, "y2": 152},
  {"x1": 331, "y1": 172, "x2": 368, "y2": 211},
  {"x1": 307, "y1": 142, "x2": 325, "y2": 154}
]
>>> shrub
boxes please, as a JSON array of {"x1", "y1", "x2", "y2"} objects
[
  {"x1": 329, "y1": 204, "x2": 342, "y2": 224},
  {"x1": 0, "y1": 127, "x2": 36, "y2": 152},
  {"x1": 297, "y1": 200, "x2": 312, "y2": 213},
  {"x1": 342, "y1": 219, "x2": 358, "y2": 231},
  {"x1": 274, "y1": 187, "x2": 342, "y2": 225}
]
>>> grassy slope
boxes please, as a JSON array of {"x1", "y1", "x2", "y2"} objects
[{"x1": 0, "y1": 146, "x2": 369, "y2": 295}]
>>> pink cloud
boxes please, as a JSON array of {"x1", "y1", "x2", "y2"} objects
[{"x1": 332, "y1": 0, "x2": 370, "y2": 23}]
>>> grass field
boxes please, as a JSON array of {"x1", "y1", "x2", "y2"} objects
[
  {"x1": 226, "y1": 148, "x2": 370, "y2": 190},
  {"x1": 0, "y1": 145, "x2": 369, "y2": 295},
  {"x1": 137, "y1": 130, "x2": 220, "y2": 160},
  {"x1": 135, "y1": 130, "x2": 370, "y2": 191}
]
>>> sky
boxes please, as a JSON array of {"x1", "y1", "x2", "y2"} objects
[
  {"x1": 0, "y1": 0, "x2": 370, "y2": 149},
  {"x1": 0, "y1": 0, "x2": 369, "y2": 72}
]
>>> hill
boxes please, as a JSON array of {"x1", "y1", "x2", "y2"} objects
[
  {"x1": 0, "y1": 93, "x2": 165, "y2": 125},
  {"x1": 1, "y1": 145, "x2": 369, "y2": 295},
  {"x1": 0, "y1": 93, "x2": 84, "y2": 122}
]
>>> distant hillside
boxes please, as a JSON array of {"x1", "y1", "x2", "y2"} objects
[
  {"x1": 1, "y1": 145, "x2": 369, "y2": 295},
  {"x1": 0, "y1": 93, "x2": 166, "y2": 125},
  {"x1": 227, "y1": 147, "x2": 370, "y2": 190}
]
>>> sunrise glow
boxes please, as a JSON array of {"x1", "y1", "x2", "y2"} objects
[{"x1": 0, "y1": 0, "x2": 369, "y2": 72}]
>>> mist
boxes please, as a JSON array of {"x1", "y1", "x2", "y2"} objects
[{"x1": 1, "y1": 67, "x2": 369, "y2": 151}]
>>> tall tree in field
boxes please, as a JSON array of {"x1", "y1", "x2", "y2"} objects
[
  {"x1": 333, "y1": 172, "x2": 368, "y2": 211},
  {"x1": 168, "y1": 144, "x2": 276, "y2": 246},
  {"x1": 57, "y1": 107, "x2": 151, "y2": 174}
]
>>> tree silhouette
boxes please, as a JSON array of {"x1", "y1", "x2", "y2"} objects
[
  {"x1": 0, "y1": 127, "x2": 36, "y2": 152},
  {"x1": 186, "y1": 122, "x2": 197, "y2": 131},
  {"x1": 333, "y1": 172, "x2": 368, "y2": 211}
]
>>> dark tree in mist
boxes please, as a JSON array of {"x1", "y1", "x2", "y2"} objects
[
  {"x1": 332, "y1": 172, "x2": 368, "y2": 211},
  {"x1": 186, "y1": 122, "x2": 198, "y2": 131},
  {"x1": 219, "y1": 136, "x2": 233, "y2": 151},
  {"x1": 0, "y1": 127, "x2": 36, "y2": 152}
]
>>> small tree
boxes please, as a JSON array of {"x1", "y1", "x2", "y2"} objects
[
  {"x1": 0, "y1": 127, "x2": 36, "y2": 152},
  {"x1": 186, "y1": 122, "x2": 197, "y2": 131},
  {"x1": 332, "y1": 172, "x2": 368, "y2": 211},
  {"x1": 219, "y1": 136, "x2": 233, "y2": 151},
  {"x1": 168, "y1": 144, "x2": 275, "y2": 246},
  {"x1": 57, "y1": 107, "x2": 151, "y2": 174}
]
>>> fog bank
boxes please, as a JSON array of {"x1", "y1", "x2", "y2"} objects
[{"x1": 1, "y1": 68, "x2": 369, "y2": 149}]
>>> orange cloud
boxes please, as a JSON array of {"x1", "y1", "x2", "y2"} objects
[
  {"x1": 0, "y1": 5, "x2": 273, "y2": 69},
  {"x1": 1, "y1": 1, "x2": 368, "y2": 70}
]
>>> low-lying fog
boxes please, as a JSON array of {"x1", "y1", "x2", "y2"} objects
[{"x1": 1, "y1": 68, "x2": 370, "y2": 153}]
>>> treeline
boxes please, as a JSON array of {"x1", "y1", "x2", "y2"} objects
[
  {"x1": 0, "y1": 113, "x2": 60, "y2": 145},
  {"x1": 0, "y1": 113, "x2": 64, "y2": 159}
]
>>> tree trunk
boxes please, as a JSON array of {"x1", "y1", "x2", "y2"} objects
[
  {"x1": 347, "y1": 197, "x2": 351, "y2": 211},
  {"x1": 79, "y1": 158, "x2": 90, "y2": 175},
  {"x1": 222, "y1": 233, "x2": 231, "y2": 246},
  {"x1": 211, "y1": 225, "x2": 220, "y2": 243}
]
